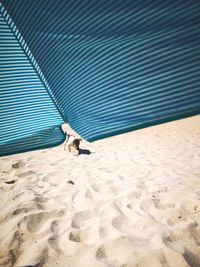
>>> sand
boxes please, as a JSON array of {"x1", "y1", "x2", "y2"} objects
[{"x1": 0, "y1": 115, "x2": 200, "y2": 267}]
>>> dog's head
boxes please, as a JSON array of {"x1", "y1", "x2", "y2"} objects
[{"x1": 73, "y1": 138, "x2": 82, "y2": 149}]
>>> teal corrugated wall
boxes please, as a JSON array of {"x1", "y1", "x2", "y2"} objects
[
  {"x1": 0, "y1": 4, "x2": 65, "y2": 156},
  {"x1": 0, "y1": 0, "x2": 200, "y2": 156}
]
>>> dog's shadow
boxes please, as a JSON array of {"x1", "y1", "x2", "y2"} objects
[{"x1": 79, "y1": 149, "x2": 92, "y2": 155}]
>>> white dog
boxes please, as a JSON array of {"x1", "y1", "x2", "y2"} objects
[{"x1": 64, "y1": 133, "x2": 82, "y2": 155}]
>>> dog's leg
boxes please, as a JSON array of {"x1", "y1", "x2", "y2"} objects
[
  {"x1": 68, "y1": 144, "x2": 72, "y2": 152},
  {"x1": 64, "y1": 141, "x2": 68, "y2": 151}
]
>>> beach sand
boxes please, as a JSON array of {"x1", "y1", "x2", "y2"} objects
[{"x1": 0, "y1": 115, "x2": 200, "y2": 267}]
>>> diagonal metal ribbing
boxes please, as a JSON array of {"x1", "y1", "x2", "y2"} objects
[{"x1": 0, "y1": 4, "x2": 65, "y2": 156}]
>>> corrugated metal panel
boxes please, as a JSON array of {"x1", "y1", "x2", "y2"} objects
[
  {"x1": 1, "y1": 0, "x2": 200, "y2": 153},
  {"x1": 0, "y1": 4, "x2": 65, "y2": 156}
]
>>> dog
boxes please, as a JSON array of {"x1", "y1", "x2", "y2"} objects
[{"x1": 64, "y1": 133, "x2": 82, "y2": 154}]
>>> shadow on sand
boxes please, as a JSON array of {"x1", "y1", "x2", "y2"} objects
[{"x1": 79, "y1": 149, "x2": 92, "y2": 155}]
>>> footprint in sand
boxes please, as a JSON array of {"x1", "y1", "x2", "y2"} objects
[
  {"x1": 18, "y1": 209, "x2": 65, "y2": 233},
  {"x1": 112, "y1": 215, "x2": 132, "y2": 235},
  {"x1": 69, "y1": 230, "x2": 81, "y2": 242},
  {"x1": 191, "y1": 227, "x2": 200, "y2": 246},
  {"x1": 112, "y1": 214, "x2": 156, "y2": 237},
  {"x1": 12, "y1": 160, "x2": 25, "y2": 169},
  {"x1": 36, "y1": 248, "x2": 49, "y2": 266},
  {"x1": 127, "y1": 190, "x2": 142, "y2": 200},
  {"x1": 162, "y1": 232, "x2": 181, "y2": 249},
  {"x1": 12, "y1": 201, "x2": 43, "y2": 218},
  {"x1": 183, "y1": 248, "x2": 200, "y2": 267},
  {"x1": 152, "y1": 199, "x2": 175, "y2": 210},
  {"x1": 48, "y1": 235, "x2": 61, "y2": 253},
  {"x1": 34, "y1": 196, "x2": 49, "y2": 203},
  {"x1": 85, "y1": 189, "x2": 94, "y2": 199},
  {"x1": 140, "y1": 198, "x2": 199, "y2": 230},
  {"x1": 140, "y1": 198, "x2": 177, "y2": 224},
  {"x1": 166, "y1": 209, "x2": 193, "y2": 227},
  {"x1": 96, "y1": 244, "x2": 131, "y2": 267},
  {"x1": 136, "y1": 182, "x2": 148, "y2": 190},
  {"x1": 71, "y1": 210, "x2": 96, "y2": 229},
  {"x1": 13, "y1": 208, "x2": 28, "y2": 216},
  {"x1": 152, "y1": 186, "x2": 169, "y2": 199},
  {"x1": 96, "y1": 237, "x2": 148, "y2": 266},
  {"x1": 96, "y1": 245, "x2": 121, "y2": 267},
  {"x1": 163, "y1": 221, "x2": 199, "y2": 253},
  {"x1": 26, "y1": 212, "x2": 50, "y2": 232},
  {"x1": 69, "y1": 224, "x2": 100, "y2": 244},
  {"x1": 33, "y1": 195, "x2": 49, "y2": 210},
  {"x1": 17, "y1": 170, "x2": 34, "y2": 178},
  {"x1": 7, "y1": 230, "x2": 23, "y2": 266},
  {"x1": 96, "y1": 246, "x2": 107, "y2": 260},
  {"x1": 51, "y1": 220, "x2": 60, "y2": 235},
  {"x1": 180, "y1": 201, "x2": 200, "y2": 214}
]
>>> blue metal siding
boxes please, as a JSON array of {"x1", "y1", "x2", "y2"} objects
[{"x1": 0, "y1": 4, "x2": 65, "y2": 156}]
